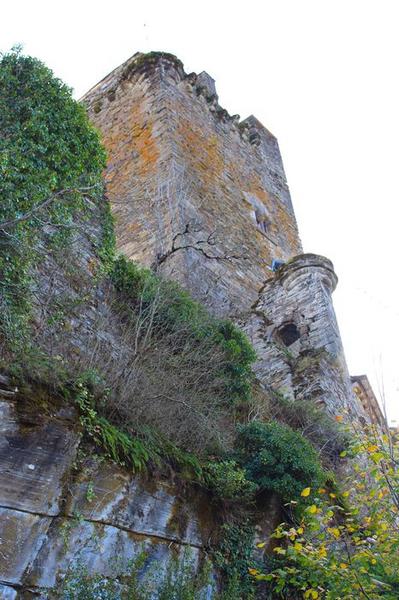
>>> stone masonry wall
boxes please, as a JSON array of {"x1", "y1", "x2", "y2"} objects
[{"x1": 82, "y1": 52, "x2": 302, "y2": 317}]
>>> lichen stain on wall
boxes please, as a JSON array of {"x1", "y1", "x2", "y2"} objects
[
  {"x1": 98, "y1": 93, "x2": 159, "y2": 210},
  {"x1": 176, "y1": 118, "x2": 225, "y2": 191}
]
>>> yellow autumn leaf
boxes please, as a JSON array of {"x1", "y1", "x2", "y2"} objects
[
  {"x1": 371, "y1": 452, "x2": 384, "y2": 463},
  {"x1": 248, "y1": 568, "x2": 259, "y2": 575},
  {"x1": 297, "y1": 527, "x2": 304, "y2": 535},
  {"x1": 328, "y1": 527, "x2": 341, "y2": 539},
  {"x1": 301, "y1": 487, "x2": 311, "y2": 497},
  {"x1": 340, "y1": 563, "x2": 348, "y2": 569},
  {"x1": 256, "y1": 542, "x2": 266, "y2": 549},
  {"x1": 293, "y1": 542, "x2": 303, "y2": 552},
  {"x1": 318, "y1": 546, "x2": 327, "y2": 558},
  {"x1": 304, "y1": 589, "x2": 319, "y2": 599},
  {"x1": 367, "y1": 444, "x2": 378, "y2": 453},
  {"x1": 308, "y1": 504, "x2": 318, "y2": 514},
  {"x1": 273, "y1": 547, "x2": 286, "y2": 555}
]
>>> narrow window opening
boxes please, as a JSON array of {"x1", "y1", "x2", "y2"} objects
[
  {"x1": 255, "y1": 208, "x2": 269, "y2": 233},
  {"x1": 277, "y1": 323, "x2": 300, "y2": 347}
]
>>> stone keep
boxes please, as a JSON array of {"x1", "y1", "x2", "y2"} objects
[
  {"x1": 83, "y1": 51, "x2": 366, "y2": 420},
  {"x1": 82, "y1": 52, "x2": 302, "y2": 317}
]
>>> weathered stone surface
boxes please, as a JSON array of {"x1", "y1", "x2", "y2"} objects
[
  {"x1": 0, "y1": 584, "x2": 17, "y2": 599},
  {"x1": 241, "y1": 254, "x2": 363, "y2": 416},
  {"x1": 81, "y1": 52, "x2": 369, "y2": 423},
  {"x1": 351, "y1": 375, "x2": 387, "y2": 428},
  {"x1": 0, "y1": 507, "x2": 51, "y2": 584},
  {"x1": 0, "y1": 396, "x2": 215, "y2": 595},
  {"x1": 65, "y1": 460, "x2": 212, "y2": 547},
  {"x1": 27, "y1": 518, "x2": 202, "y2": 590},
  {"x1": 0, "y1": 401, "x2": 80, "y2": 515},
  {"x1": 82, "y1": 52, "x2": 302, "y2": 317}
]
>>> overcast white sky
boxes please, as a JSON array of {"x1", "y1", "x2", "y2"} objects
[{"x1": 2, "y1": 0, "x2": 398, "y2": 422}]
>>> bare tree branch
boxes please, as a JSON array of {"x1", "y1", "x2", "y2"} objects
[
  {"x1": 0, "y1": 185, "x2": 99, "y2": 231},
  {"x1": 154, "y1": 222, "x2": 248, "y2": 269}
]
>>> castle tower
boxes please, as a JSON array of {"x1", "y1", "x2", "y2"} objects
[
  {"x1": 83, "y1": 52, "x2": 366, "y2": 419},
  {"x1": 82, "y1": 52, "x2": 302, "y2": 317}
]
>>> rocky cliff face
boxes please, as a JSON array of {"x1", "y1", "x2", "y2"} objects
[{"x1": 0, "y1": 388, "x2": 216, "y2": 598}]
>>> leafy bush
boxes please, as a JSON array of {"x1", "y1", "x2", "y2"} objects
[
  {"x1": 0, "y1": 47, "x2": 105, "y2": 222},
  {"x1": 235, "y1": 421, "x2": 325, "y2": 502},
  {"x1": 205, "y1": 460, "x2": 258, "y2": 502},
  {"x1": 253, "y1": 427, "x2": 399, "y2": 599}
]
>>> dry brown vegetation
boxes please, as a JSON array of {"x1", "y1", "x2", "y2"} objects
[{"x1": 82, "y1": 282, "x2": 238, "y2": 454}]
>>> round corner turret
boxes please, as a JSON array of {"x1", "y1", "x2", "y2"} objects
[{"x1": 277, "y1": 253, "x2": 338, "y2": 293}]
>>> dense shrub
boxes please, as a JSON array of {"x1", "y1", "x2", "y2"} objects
[
  {"x1": 0, "y1": 48, "x2": 106, "y2": 344},
  {"x1": 269, "y1": 392, "x2": 350, "y2": 466},
  {"x1": 0, "y1": 47, "x2": 105, "y2": 222},
  {"x1": 205, "y1": 460, "x2": 258, "y2": 502},
  {"x1": 110, "y1": 255, "x2": 256, "y2": 407},
  {"x1": 235, "y1": 421, "x2": 325, "y2": 502},
  {"x1": 253, "y1": 427, "x2": 399, "y2": 599}
]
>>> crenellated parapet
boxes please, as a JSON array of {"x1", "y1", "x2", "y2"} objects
[{"x1": 83, "y1": 52, "x2": 277, "y2": 150}]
